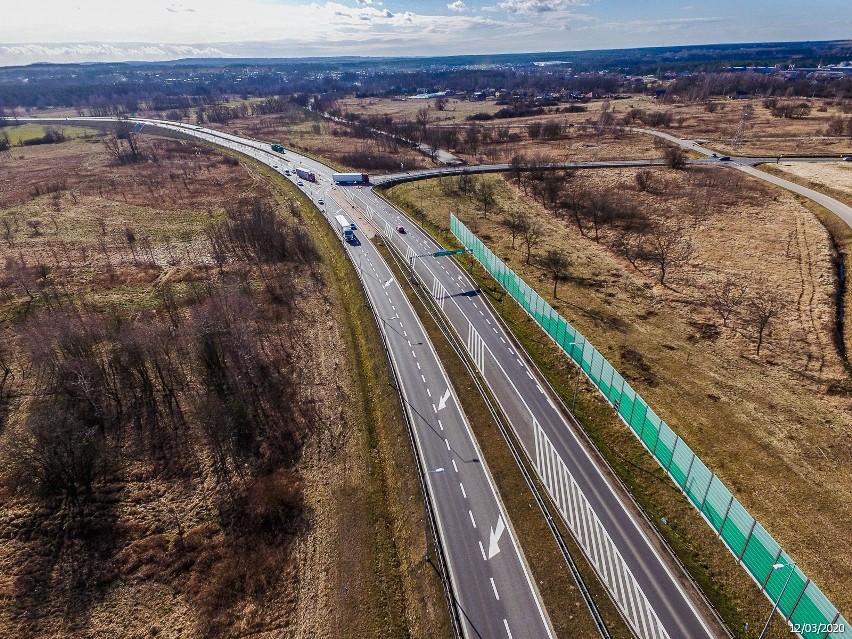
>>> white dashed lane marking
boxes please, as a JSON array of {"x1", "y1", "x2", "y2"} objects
[{"x1": 459, "y1": 483, "x2": 467, "y2": 498}]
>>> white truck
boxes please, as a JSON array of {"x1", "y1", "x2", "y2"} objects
[
  {"x1": 335, "y1": 214, "x2": 357, "y2": 242},
  {"x1": 332, "y1": 172, "x2": 369, "y2": 185}
]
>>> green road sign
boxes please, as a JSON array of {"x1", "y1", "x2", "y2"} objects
[{"x1": 432, "y1": 248, "x2": 466, "y2": 257}]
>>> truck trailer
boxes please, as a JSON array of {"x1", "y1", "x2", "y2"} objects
[
  {"x1": 295, "y1": 167, "x2": 317, "y2": 182},
  {"x1": 335, "y1": 214, "x2": 356, "y2": 243},
  {"x1": 332, "y1": 172, "x2": 369, "y2": 185}
]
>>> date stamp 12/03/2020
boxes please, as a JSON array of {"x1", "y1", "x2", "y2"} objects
[{"x1": 788, "y1": 622, "x2": 845, "y2": 635}]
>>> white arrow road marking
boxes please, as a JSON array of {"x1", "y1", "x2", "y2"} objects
[
  {"x1": 437, "y1": 388, "x2": 451, "y2": 411},
  {"x1": 383, "y1": 278, "x2": 393, "y2": 289},
  {"x1": 488, "y1": 515, "x2": 506, "y2": 559}
]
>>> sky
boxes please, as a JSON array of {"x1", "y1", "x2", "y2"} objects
[{"x1": 0, "y1": 0, "x2": 850, "y2": 66}]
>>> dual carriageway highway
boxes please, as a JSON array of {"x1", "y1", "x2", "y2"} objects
[
  {"x1": 160, "y1": 118, "x2": 721, "y2": 639},
  {"x1": 22, "y1": 115, "x2": 802, "y2": 639},
  {"x1": 136, "y1": 119, "x2": 557, "y2": 639}
]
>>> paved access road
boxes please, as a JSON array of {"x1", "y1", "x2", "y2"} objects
[{"x1": 16, "y1": 116, "x2": 555, "y2": 639}]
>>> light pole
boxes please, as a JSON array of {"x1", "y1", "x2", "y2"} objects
[{"x1": 758, "y1": 561, "x2": 796, "y2": 639}]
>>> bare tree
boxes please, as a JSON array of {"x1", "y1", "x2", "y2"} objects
[
  {"x1": 746, "y1": 289, "x2": 781, "y2": 355},
  {"x1": 2, "y1": 217, "x2": 16, "y2": 247},
  {"x1": 502, "y1": 209, "x2": 529, "y2": 249},
  {"x1": 464, "y1": 124, "x2": 481, "y2": 156},
  {"x1": 612, "y1": 228, "x2": 645, "y2": 270},
  {"x1": 103, "y1": 119, "x2": 143, "y2": 164},
  {"x1": 26, "y1": 219, "x2": 43, "y2": 237},
  {"x1": 125, "y1": 225, "x2": 138, "y2": 264},
  {"x1": 558, "y1": 186, "x2": 588, "y2": 237},
  {"x1": 542, "y1": 248, "x2": 570, "y2": 298},
  {"x1": 521, "y1": 217, "x2": 545, "y2": 265},
  {"x1": 664, "y1": 146, "x2": 688, "y2": 170},
  {"x1": 708, "y1": 277, "x2": 746, "y2": 327},
  {"x1": 509, "y1": 153, "x2": 528, "y2": 186},
  {"x1": 585, "y1": 191, "x2": 614, "y2": 243},
  {"x1": 635, "y1": 169, "x2": 653, "y2": 192},
  {"x1": 644, "y1": 221, "x2": 694, "y2": 285},
  {"x1": 476, "y1": 179, "x2": 497, "y2": 218}
]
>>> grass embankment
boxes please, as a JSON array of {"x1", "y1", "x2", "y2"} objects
[
  {"x1": 266, "y1": 167, "x2": 452, "y2": 639},
  {"x1": 373, "y1": 239, "x2": 634, "y2": 639},
  {"x1": 758, "y1": 163, "x2": 852, "y2": 209},
  {"x1": 1, "y1": 124, "x2": 98, "y2": 146},
  {"x1": 382, "y1": 173, "x2": 851, "y2": 639},
  {"x1": 757, "y1": 163, "x2": 852, "y2": 365}
]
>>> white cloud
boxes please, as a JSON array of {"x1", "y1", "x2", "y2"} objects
[
  {"x1": 497, "y1": 0, "x2": 587, "y2": 14},
  {"x1": 448, "y1": 1, "x2": 467, "y2": 12},
  {"x1": 584, "y1": 16, "x2": 731, "y2": 34},
  {"x1": 0, "y1": 42, "x2": 227, "y2": 64}
]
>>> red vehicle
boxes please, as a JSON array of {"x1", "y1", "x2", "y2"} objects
[{"x1": 295, "y1": 167, "x2": 316, "y2": 182}]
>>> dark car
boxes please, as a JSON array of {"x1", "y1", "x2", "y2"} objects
[
  {"x1": 718, "y1": 156, "x2": 731, "y2": 161},
  {"x1": 396, "y1": 225, "x2": 406, "y2": 233}
]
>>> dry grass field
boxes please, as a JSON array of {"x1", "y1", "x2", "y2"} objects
[
  {"x1": 214, "y1": 112, "x2": 435, "y2": 174},
  {"x1": 338, "y1": 94, "x2": 852, "y2": 161},
  {"x1": 334, "y1": 95, "x2": 504, "y2": 123},
  {"x1": 0, "y1": 128, "x2": 446, "y2": 638},
  {"x1": 771, "y1": 160, "x2": 852, "y2": 202},
  {"x1": 385, "y1": 164, "x2": 852, "y2": 625}
]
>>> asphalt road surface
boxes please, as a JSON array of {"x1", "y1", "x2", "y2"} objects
[{"x1": 17, "y1": 117, "x2": 555, "y2": 639}]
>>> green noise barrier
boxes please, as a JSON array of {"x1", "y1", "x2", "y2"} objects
[{"x1": 451, "y1": 214, "x2": 850, "y2": 639}]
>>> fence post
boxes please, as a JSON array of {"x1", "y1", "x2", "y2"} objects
[
  {"x1": 738, "y1": 519, "x2": 757, "y2": 565},
  {"x1": 680, "y1": 452, "x2": 696, "y2": 494},
  {"x1": 760, "y1": 548, "x2": 784, "y2": 593},
  {"x1": 603, "y1": 363, "x2": 617, "y2": 397},
  {"x1": 636, "y1": 400, "x2": 647, "y2": 439},
  {"x1": 651, "y1": 421, "x2": 664, "y2": 457},
  {"x1": 820, "y1": 613, "x2": 840, "y2": 639},
  {"x1": 718, "y1": 494, "x2": 735, "y2": 538},
  {"x1": 785, "y1": 578, "x2": 809, "y2": 621},
  {"x1": 699, "y1": 474, "x2": 715, "y2": 512},
  {"x1": 665, "y1": 435, "x2": 680, "y2": 473}
]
